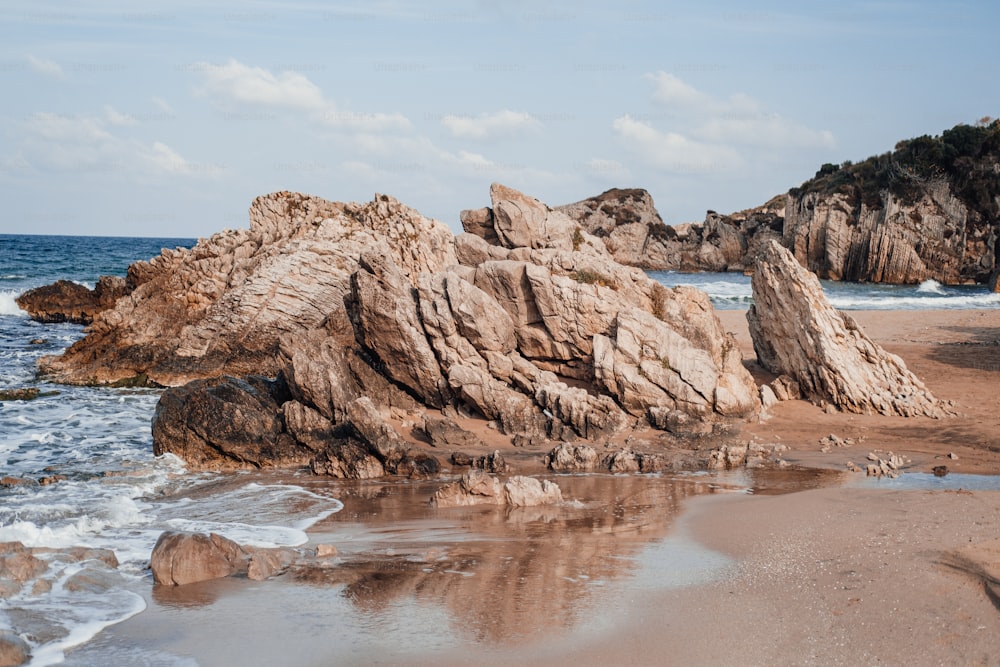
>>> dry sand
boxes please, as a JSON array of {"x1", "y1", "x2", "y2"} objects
[{"x1": 76, "y1": 309, "x2": 1000, "y2": 666}]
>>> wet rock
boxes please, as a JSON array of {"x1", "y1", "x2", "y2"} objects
[
  {"x1": 865, "y1": 451, "x2": 906, "y2": 478},
  {"x1": 707, "y1": 443, "x2": 788, "y2": 470},
  {"x1": 246, "y1": 547, "x2": 297, "y2": 581},
  {"x1": 16, "y1": 276, "x2": 129, "y2": 325},
  {"x1": 0, "y1": 388, "x2": 40, "y2": 402},
  {"x1": 932, "y1": 465, "x2": 949, "y2": 477},
  {"x1": 150, "y1": 531, "x2": 248, "y2": 586},
  {"x1": 310, "y1": 439, "x2": 385, "y2": 480},
  {"x1": 748, "y1": 241, "x2": 943, "y2": 417},
  {"x1": 315, "y1": 544, "x2": 338, "y2": 559},
  {"x1": 0, "y1": 543, "x2": 47, "y2": 597},
  {"x1": 545, "y1": 442, "x2": 600, "y2": 472},
  {"x1": 502, "y1": 476, "x2": 563, "y2": 508},
  {"x1": 431, "y1": 470, "x2": 503, "y2": 508},
  {"x1": 0, "y1": 477, "x2": 34, "y2": 489},
  {"x1": 63, "y1": 564, "x2": 121, "y2": 594},
  {"x1": 152, "y1": 375, "x2": 306, "y2": 470},
  {"x1": 431, "y1": 470, "x2": 563, "y2": 509},
  {"x1": 0, "y1": 630, "x2": 30, "y2": 667}
]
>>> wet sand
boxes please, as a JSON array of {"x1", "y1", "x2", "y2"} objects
[{"x1": 74, "y1": 309, "x2": 1000, "y2": 665}]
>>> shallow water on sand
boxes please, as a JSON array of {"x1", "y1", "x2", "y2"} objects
[{"x1": 66, "y1": 468, "x2": 850, "y2": 666}]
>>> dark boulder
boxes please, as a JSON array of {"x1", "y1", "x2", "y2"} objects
[
  {"x1": 152, "y1": 375, "x2": 307, "y2": 470},
  {"x1": 16, "y1": 276, "x2": 129, "y2": 324}
]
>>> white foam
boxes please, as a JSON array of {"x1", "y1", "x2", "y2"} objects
[
  {"x1": 829, "y1": 291, "x2": 1000, "y2": 310},
  {"x1": 0, "y1": 290, "x2": 27, "y2": 316},
  {"x1": 916, "y1": 278, "x2": 946, "y2": 294}
]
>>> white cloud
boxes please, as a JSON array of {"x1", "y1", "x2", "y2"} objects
[
  {"x1": 105, "y1": 106, "x2": 137, "y2": 126},
  {"x1": 148, "y1": 142, "x2": 190, "y2": 174},
  {"x1": 19, "y1": 112, "x2": 212, "y2": 178},
  {"x1": 320, "y1": 110, "x2": 411, "y2": 132},
  {"x1": 615, "y1": 72, "x2": 835, "y2": 173},
  {"x1": 698, "y1": 114, "x2": 835, "y2": 149},
  {"x1": 613, "y1": 114, "x2": 739, "y2": 173},
  {"x1": 25, "y1": 113, "x2": 111, "y2": 143},
  {"x1": 584, "y1": 157, "x2": 631, "y2": 178},
  {"x1": 198, "y1": 58, "x2": 325, "y2": 110},
  {"x1": 645, "y1": 72, "x2": 710, "y2": 110},
  {"x1": 152, "y1": 97, "x2": 175, "y2": 114},
  {"x1": 26, "y1": 55, "x2": 65, "y2": 79},
  {"x1": 196, "y1": 58, "x2": 411, "y2": 132},
  {"x1": 440, "y1": 110, "x2": 542, "y2": 139}
]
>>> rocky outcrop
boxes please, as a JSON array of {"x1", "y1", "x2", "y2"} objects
[
  {"x1": 747, "y1": 240, "x2": 943, "y2": 417},
  {"x1": 556, "y1": 188, "x2": 785, "y2": 272},
  {"x1": 43, "y1": 183, "x2": 761, "y2": 476},
  {"x1": 558, "y1": 124, "x2": 1000, "y2": 286},
  {"x1": 429, "y1": 470, "x2": 563, "y2": 508},
  {"x1": 16, "y1": 276, "x2": 130, "y2": 325},
  {"x1": 39, "y1": 192, "x2": 457, "y2": 386}
]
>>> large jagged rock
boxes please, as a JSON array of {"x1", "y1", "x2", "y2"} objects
[
  {"x1": 39, "y1": 192, "x2": 457, "y2": 386},
  {"x1": 554, "y1": 188, "x2": 785, "y2": 273},
  {"x1": 16, "y1": 276, "x2": 130, "y2": 325},
  {"x1": 747, "y1": 240, "x2": 943, "y2": 417},
  {"x1": 45, "y1": 183, "x2": 764, "y2": 477}
]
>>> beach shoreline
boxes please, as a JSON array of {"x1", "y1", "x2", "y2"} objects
[{"x1": 69, "y1": 307, "x2": 1000, "y2": 665}]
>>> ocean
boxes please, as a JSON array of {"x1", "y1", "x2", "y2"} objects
[{"x1": 2, "y1": 233, "x2": 999, "y2": 664}]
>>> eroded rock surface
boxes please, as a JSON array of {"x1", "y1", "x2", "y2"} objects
[
  {"x1": 16, "y1": 276, "x2": 130, "y2": 325},
  {"x1": 747, "y1": 240, "x2": 943, "y2": 417},
  {"x1": 43, "y1": 184, "x2": 762, "y2": 476}
]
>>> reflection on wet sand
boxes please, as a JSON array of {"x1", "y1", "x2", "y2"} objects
[{"x1": 297, "y1": 472, "x2": 759, "y2": 645}]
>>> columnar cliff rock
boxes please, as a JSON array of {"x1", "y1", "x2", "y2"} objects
[
  {"x1": 555, "y1": 122, "x2": 1000, "y2": 285},
  {"x1": 747, "y1": 240, "x2": 943, "y2": 417},
  {"x1": 97, "y1": 183, "x2": 763, "y2": 474}
]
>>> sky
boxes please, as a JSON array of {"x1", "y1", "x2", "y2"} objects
[{"x1": 1, "y1": 1, "x2": 997, "y2": 239}]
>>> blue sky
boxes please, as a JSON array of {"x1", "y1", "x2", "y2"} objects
[{"x1": 1, "y1": 1, "x2": 996, "y2": 238}]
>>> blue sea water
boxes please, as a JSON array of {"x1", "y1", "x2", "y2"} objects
[
  {"x1": 1, "y1": 233, "x2": 999, "y2": 664},
  {"x1": 649, "y1": 270, "x2": 1000, "y2": 310},
  {"x1": 0, "y1": 235, "x2": 343, "y2": 665}
]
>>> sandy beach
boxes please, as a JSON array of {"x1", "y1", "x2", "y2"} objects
[{"x1": 73, "y1": 308, "x2": 1000, "y2": 666}]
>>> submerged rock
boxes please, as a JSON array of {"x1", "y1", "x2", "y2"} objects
[
  {"x1": 747, "y1": 240, "x2": 943, "y2": 418},
  {"x1": 430, "y1": 470, "x2": 563, "y2": 508}
]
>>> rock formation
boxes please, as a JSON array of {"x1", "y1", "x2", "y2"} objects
[
  {"x1": 150, "y1": 531, "x2": 248, "y2": 586},
  {"x1": 149, "y1": 531, "x2": 300, "y2": 586},
  {"x1": 38, "y1": 192, "x2": 457, "y2": 386},
  {"x1": 556, "y1": 122, "x2": 1000, "y2": 286},
  {"x1": 747, "y1": 240, "x2": 943, "y2": 417},
  {"x1": 557, "y1": 188, "x2": 785, "y2": 273},
  {"x1": 429, "y1": 470, "x2": 563, "y2": 508},
  {"x1": 15, "y1": 276, "x2": 130, "y2": 325},
  {"x1": 38, "y1": 183, "x2": 760, "y2": 476}
]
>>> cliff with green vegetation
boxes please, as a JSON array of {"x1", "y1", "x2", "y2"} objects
[{"x1": 565, "y1": 120, "x2": 1000, "y2": 289}]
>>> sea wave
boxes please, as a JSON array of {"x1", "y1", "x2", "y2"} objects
[
  {"x1": 0, "y1": 290, "x2": 26, "y2": 316},
  {"x1": 828, "y1": 291, "x2": 1000, "y2": 310},
  {"x1": 916, "y1": 279, "x2": 946, "y2": 295}
]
